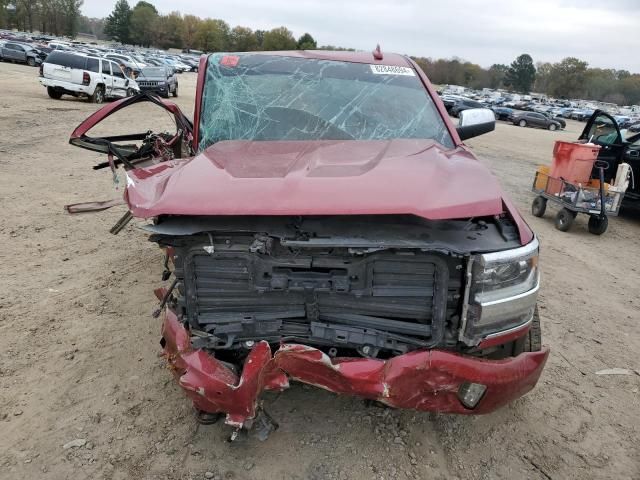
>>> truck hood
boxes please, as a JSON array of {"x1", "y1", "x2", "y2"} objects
[{"x1": 124, "y1": 139, "x2": 507, "y2": 221}]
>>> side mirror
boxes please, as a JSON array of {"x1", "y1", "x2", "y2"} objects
[{"x1": 456, "y1": 108, "x2": 496, "y2": 141}]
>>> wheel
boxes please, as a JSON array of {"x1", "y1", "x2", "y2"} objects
[
  {"x1": 524, "y1": 307, "x2": 542, "y2": 352},
  {"x1": 27, "y1": 57, "x2": 36, "y2": 67},
  {"x1": 172, "y1": 83, "x2": 178, "y2": 97},
  {"x1": 531, "y1": 196, "x2": 547, "y2": 217},
  {"x1": 588, "y1": 215, "x2": 608, "y2": 235},
  {"x1": 90, "y1": 85, "x2": 104, "y2": 104},
  {"x1": 47, "y1": 87, "x2": 63, "y2": 99},
  {"x1": 511, "y1": 306, "x2": 543, "y2": 356},
  {"x1": 126, "y1": 87, "x2": 135, "y2": 97},
  {"x1": 554, "y1": 208, "x2": 575, "y2": 232},
  {"x1": 519, "y1": 119, "x2": 527, "y2": 127},
  {"x1": 548, "y1": 123, "x2": 557, "y2": 131}
]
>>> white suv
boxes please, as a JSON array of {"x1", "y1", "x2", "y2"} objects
[{"x1": 39, "y1": 51, "x2": 139, "y2": 103}]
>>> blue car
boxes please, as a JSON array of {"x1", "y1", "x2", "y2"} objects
[{"x1": 492, "y1": 106, "x2": 514, "y2": 121}]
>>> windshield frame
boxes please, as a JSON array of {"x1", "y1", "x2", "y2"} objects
[{"x1": 195, "y1": 53, "x2": 456, "y2": 152}]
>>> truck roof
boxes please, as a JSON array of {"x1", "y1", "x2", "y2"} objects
[{"x1": 221, "y1": 49, "x2": 413, "y2": 67}]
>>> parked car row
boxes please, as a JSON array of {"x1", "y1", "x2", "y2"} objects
[
  {"x1": 439, "y1": 94, "x2": 566, "y2": 132},
  {"x1": 439, "y1": 86, "x2": 640, "y2": 127},
  {"x1": 480, "y1": 106, "x2": 565, "y2": 131},
  {"x1": 0, "y1": 31, "x2": 199, "y2": 103},
  {"x1": 39, "y1": 49, "x2": 181, "y2": 102},
  {"x1": 0, "y1": 31, "x2": 200, "y2": 79},
  {"x1": 43, "y1": 43, "x2": 200, "y2": 77}
]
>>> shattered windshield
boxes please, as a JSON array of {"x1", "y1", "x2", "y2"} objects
[{"x1": 198, "y1": 53, "x2": 453, "y2": 151}]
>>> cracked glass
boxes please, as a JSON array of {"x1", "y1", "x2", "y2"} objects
[{"x1": 198, "y1": 53, "x2": 454, "y2": 151}]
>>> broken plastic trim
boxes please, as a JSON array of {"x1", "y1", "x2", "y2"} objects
[
  {"x1": 68, "y1": 92, "x2": 194, "y2": 162},
  {"x1": 64, "y1": 198, "x2": 125, "y2": 214}
]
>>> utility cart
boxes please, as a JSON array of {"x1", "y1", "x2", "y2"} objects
[{"x1": 531, "y1": 160, "x2": 625, "y2": 235}]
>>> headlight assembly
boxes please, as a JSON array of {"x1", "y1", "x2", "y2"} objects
[
  {"x1": 472, "y1": 238, "x2": 538, "y2": 303},
  {"x1": 461, "y1": 238, "x2": 540, "y2": 345}
]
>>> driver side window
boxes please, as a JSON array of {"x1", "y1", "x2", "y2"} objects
[
  {"x1": 588, "y1": 115, "x2": 620, "y2": 145},
  {"x1": 111, "y1": 62, "x2": 125, "y2": 79}
]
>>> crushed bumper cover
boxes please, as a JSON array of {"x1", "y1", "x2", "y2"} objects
[{"x1": 161, "y1": 307, "x2": 549, "y2": 427}]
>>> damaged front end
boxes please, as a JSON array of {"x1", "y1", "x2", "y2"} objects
[
  {"x1": 149, "y1": 214, "x2": 547, "y2": 433},
  {"x1": 66, "y1": 55, "x2": 548, "y2": 439}
]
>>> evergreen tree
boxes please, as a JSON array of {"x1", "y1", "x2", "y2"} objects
[
  {"x1": 104, "y1": 0, "x2": 131, "y2": 43},
  {"x1": 296, "y1": 33, "x2": 317, "y2": 50},
  {"x1": 505, "y1": 54, "x2": 536, "y2": 93}
]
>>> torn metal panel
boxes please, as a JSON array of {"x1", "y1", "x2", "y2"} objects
[
  {"x1": 161, "y1": 307, "x2": 549, "y2": 427},
  {"x1": 68, "y1": 92, "x2": 194, "y2": 173},
  {"x1": 69, "y1": 92, "x2": 192, "y2": 153},
  {"x1": 64, "y1": 198, "x2": 125, "y2": 214}
]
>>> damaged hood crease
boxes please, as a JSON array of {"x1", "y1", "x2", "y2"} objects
[{"x1": 125, "y1": 138, "x2": 506, "y2": 220}]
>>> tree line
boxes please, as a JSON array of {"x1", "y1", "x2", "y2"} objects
[
  {"x1": 2, "y1": 0, "x2": 639, "y2": 105},
  {"x1": 101, "y1": 0, "x2": 320, "y2": 52},
  {"x1": 1, "y1": 0, "x2": 83, "y2": 36}
]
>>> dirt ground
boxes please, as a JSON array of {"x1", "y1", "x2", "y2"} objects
[{"x1": 1, "y1": 61, "x2": 639, "y2": 480}]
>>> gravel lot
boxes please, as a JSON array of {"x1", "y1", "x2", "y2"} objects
[{"x1": 1, "y1": 61, "x2": 639, "y2": 480}]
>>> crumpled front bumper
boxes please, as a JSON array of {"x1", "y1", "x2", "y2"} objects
[{"x1": 160, "y1": 308, "x2": 549, "y2": 427}]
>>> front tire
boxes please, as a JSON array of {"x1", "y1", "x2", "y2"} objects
[
  {"x1": 532, "y1": 196, "x2": 547, "y2": 217},
  {"x1": 519, "y1": 119, "x2": 527, "y2": 127},
  {"x1": 548, "y1": 123, "x2": 557, "y2": 131},
  {"x1": 524, "y1": 307, "x2": 542, "y2": 352},
  {"x1": 27, "y1": 57, "x2": 36, "y2": 67},
  {"x1": 511, "y1": 306, "x2": 543, "y2": 356},
  {"x1": 172, "y1": 83, "x2": 178, "y2": 97},
  {"x1": 90, "y1": 85, "x2": 105, "y2": 104},
  {"x1": 47, "y1": 87, "x2": 63, "y2": 99},
  {"x1": 588, "y1": 215, "x2": 608, "y2": 235},
  {"x1": 555, "y1": 208, "x2": 575, "y2": 232}
]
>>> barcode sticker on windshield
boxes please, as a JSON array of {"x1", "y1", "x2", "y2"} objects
[{"x1": 370, "y1": 64, "x2": 415, "y2": 76}]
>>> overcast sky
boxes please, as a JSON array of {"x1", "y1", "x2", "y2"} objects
[{"x1": 83, "y1": 0, "x2": 640, "y2": 72}]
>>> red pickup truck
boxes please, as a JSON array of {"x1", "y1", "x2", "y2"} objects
[{"x1": 69, "y1": 50, "x2": 548, "y2": 437}]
